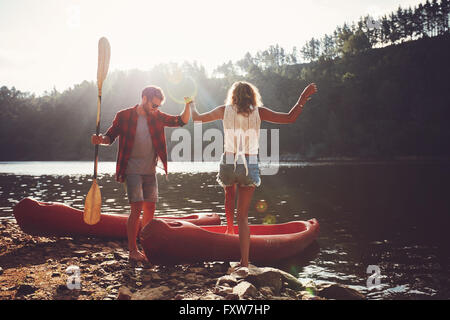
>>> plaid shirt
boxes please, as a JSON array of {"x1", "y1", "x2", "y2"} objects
[{"x1": 104, "y1": 104, "x2": 186, "y2": 182}]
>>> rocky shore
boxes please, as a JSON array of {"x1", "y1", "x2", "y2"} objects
[{"x1": 0, "y1": 219, "x2": 365, "y2": 300}]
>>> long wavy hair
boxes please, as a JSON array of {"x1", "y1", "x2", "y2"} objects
[{"x1": 225, "y1": 81, "x2": 262, "y2": 115}]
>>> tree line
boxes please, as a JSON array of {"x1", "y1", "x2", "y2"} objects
[{"x1": 215, "y1": 0, "x2": 449, "y2": 74}]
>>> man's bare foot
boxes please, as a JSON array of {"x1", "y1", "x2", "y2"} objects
[{"x1": 129, "y1": 250, "x2": 148, "y2": 263}]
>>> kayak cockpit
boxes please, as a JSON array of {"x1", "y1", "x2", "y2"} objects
[{"x1": 200, "y1": 221, "x2": 309, "y2": 236}]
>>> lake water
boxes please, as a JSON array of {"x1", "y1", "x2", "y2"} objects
[{"x1": 1, "y1": 161, "x2": 449, "y2": 299}]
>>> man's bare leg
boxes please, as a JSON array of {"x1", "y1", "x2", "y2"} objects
[
  {"x1": 142, "y1": 201, "x2": 156, "y2": 227},
  {"x1": 128, "y1": 201, "x2": 147, "y2": 262}
]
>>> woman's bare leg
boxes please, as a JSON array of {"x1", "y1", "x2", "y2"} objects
[
  {"x1": 236, "y1": 185, "x2": 255, "y2": 267},
  {"x1": 224, "y1": 185, "x2": 236, "y2": 234}
]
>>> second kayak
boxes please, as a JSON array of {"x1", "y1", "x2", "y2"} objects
[{"x1": 141, "y1": 218, "x2": 319, "y2": 264}]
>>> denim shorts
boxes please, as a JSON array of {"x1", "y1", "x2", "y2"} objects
[
  {"x1": 125, "y1": 174, "x2": 158, "y2": 203},
  {"x1": 216, "y1": 153, "x2": 261, "y2": 188}
]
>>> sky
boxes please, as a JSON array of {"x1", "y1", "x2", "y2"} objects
[{"x1": 0, "y1": 0, "x2": 425, "y2": 95}]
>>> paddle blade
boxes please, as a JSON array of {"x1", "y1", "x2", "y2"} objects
[
  {"x1": 97, "y1": 37, "x2": 111, "y2": 91},
  {"x1": 84, "y1": 179, "x2": 101, "y2": 225}
]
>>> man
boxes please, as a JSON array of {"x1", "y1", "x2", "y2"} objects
[{"x1": 92, "y1": 85, "x2": 190, "y2": 264}]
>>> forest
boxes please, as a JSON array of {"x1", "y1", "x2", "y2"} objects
[{"x1": 1, "y1": 0, "x2": 449, "y2": 161}]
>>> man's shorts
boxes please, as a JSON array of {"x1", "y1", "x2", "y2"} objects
[
  {"x1": 125, "y1": 174, "x2": 158, "y2": 203},
  {"x1": 216, "y1": 153, "x2": 261, "y2": 188}
]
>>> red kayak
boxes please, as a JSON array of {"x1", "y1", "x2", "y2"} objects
[
  {"x1": 141, "y1": 218, "x2": 319, "y2": 264},
  {"x1": 13, "y1": 197, "x2": 221, "y2": 239}
]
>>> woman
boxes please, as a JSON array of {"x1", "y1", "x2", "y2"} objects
[{"x1": 189, "y1": 81, "x2": 317, "y2": 267}]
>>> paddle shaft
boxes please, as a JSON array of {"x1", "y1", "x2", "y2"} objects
[{"x1": 93, "y1": 93, "x2": 102, "y2": 179}]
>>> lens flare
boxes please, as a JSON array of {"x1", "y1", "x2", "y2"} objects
[
  {"x1": 305, "y1": 287, "x2": 315, "y2": 296},
  {"x1": 262, "y1": 214, "x2": 276, "y2": 225},
  {"x1": 289, "y1": 265, "x2": 299, "y2": 276},
  {"x1": 255, "y1": 199, "x2": 268, "y2": 213},
  {"x1": 166, "y1": 73, "x2": 198, "y2": 105},
  {"x1": 166, "y1": 66, "x2": 183, "y2": 84}
]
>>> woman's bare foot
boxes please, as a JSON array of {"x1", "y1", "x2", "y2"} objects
[{"x1": 225, "y1": 227, "x2": 235, "y2": 235}]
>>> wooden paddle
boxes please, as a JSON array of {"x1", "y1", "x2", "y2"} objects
[{"x1": 83, "y1": 37, "x2": 111, "y2": 225}]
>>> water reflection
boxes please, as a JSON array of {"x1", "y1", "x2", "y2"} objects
[{"x1": 0, "y1": 161, "x2": 449, "y2": 299}]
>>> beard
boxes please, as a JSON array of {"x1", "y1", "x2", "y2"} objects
[{"x1": 144, "y1": 102, "x2": 158, "y2": 112}]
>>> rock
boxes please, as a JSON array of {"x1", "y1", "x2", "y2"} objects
[
  {"x1": 94, "y1": 268, "x2": 107, "y2": 277},
  {"x1": 103, "y1": 274, "x2": 117, "y2": 282},
  {"x1": 99, "y1": 260, "x2": 122, "y2": 272},
  {"x1": 225, "y1": 293, "x2": 240, "y2": 300},
  {"x1": 151, "y1": 273, "x2": 162, "y2": 281},
  {"x1": 189, "y1": 267, "x2": 209, "y2": 276},
  {"x1": 141, "y1": 274, "x2": 153, "y2": 282},
  {"x1": 315, "y1": 284, "x2": 365, "y2": 300},
  {"x1": 16, "y1": 284, "x2": 37, "y2": 296},
  {"x1": 204, "y1": 278, "x2": 217, "y2": 285},
  {"x1": 73, "y1": 250, "x2": 88, "y2": 257},
  {"x1": 132, "y1": 286, "x2": 171, "y2": 300},
  {"x1": 244, "y1": 267, "x2": 282, "y2": 295},
  {"x1": 105, "y1": 253, "x2": 115, "y2": 260},
  {"x1": 60, "y1": 257, "x2": 71, "y2": 264},
  {"x1": 270, "y1": 296, "x2": 293, "y2": 300},
  {"x1": 117, "y1": 287, "x2": 132, "y2": 300},
  {"x1": 216, "y1": 275, "x2": 238, "y2": 287},
  {"x1": 88, "y1": 253, "x2": 105, "y2": 263},
  {"x1": 299, "y1": 290, "x2": 325, "y2": 300},
  {"x1": 202, "y1": 293, "x2": 223, "y2": 300},
  {"x1": 232, "y1": 281, "x2": 258, "y2": 299},
  {"x1": 239, "y1": 266, "x2": 304, "y2": 292},
  {"x1": 259, "y1": 286, "x2": 274, "y2": 297},
  {"x1": 67, "y1": 243, "x2": 77, "y2": 249},
  {"x1": 229, "y1": 267, "x2": 249, "y2": 278},
  {"x1": 214, "y1": 285, "x2": 233, "y2": 297},
  {"x1": 184, "y1": 273, "x2": 197, "y2": 282},
  {"x1": 283, "y1": 288, "x2": 298, "y2": 298},
  {"x1": 113, "y1": 251, "x2": 128, "y2": 261},
  {"x1": 210, "y1": 263, "x2": 228, "y2": 273}
]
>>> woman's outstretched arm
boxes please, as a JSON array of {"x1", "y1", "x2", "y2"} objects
[
  {"x1": 189, "y1": 98, "x2": 225, "y2": 123},
  {"x1": 259, "y1": 83, "x2": 318, "y2": 124}
]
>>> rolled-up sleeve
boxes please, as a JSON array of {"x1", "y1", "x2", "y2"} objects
[
  {"x1": 158, "y1": 111, "x2": 186, "y2": 128},
  {"x1": 104, "y1": 112, "x2": 121, "y2": 144}
]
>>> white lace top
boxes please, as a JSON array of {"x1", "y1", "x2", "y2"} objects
[{"x1": 222, "y1": 105, "x2": 261, "y2": 174}]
